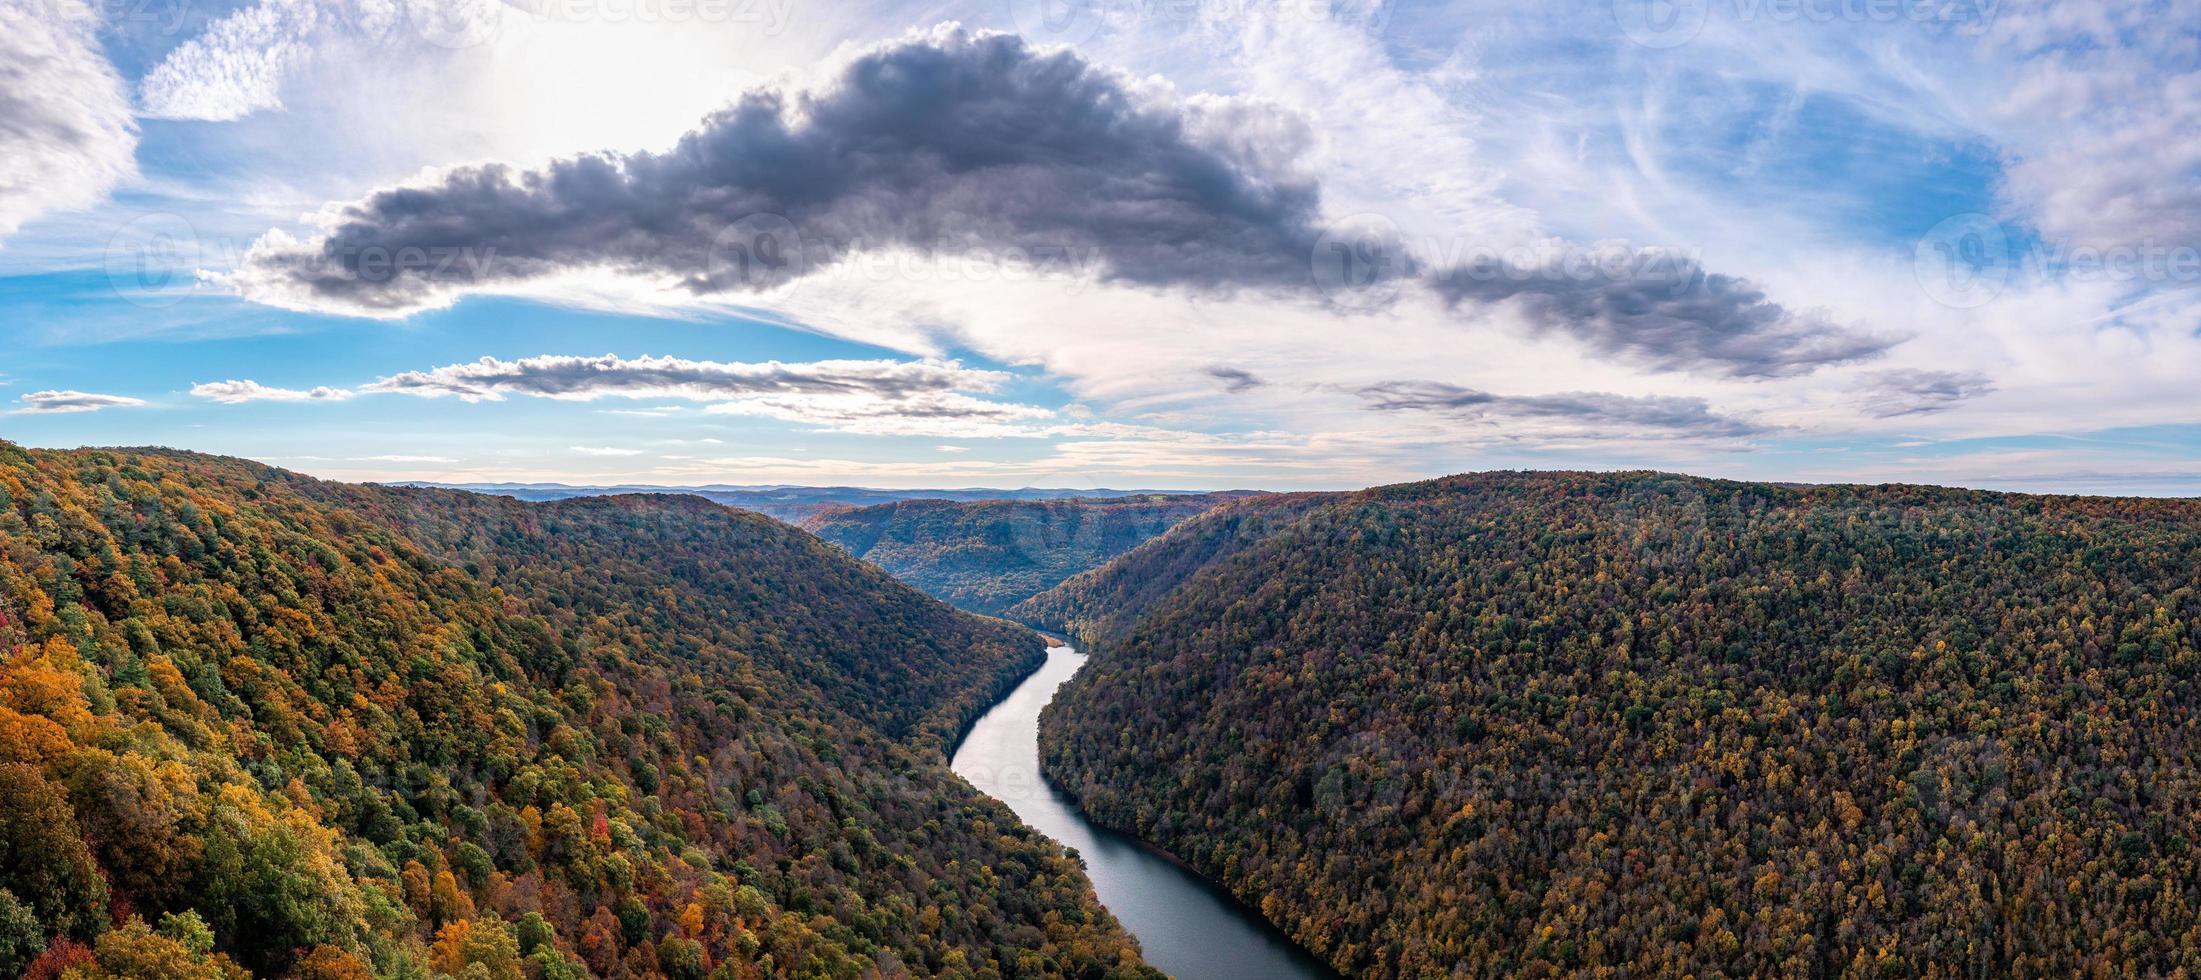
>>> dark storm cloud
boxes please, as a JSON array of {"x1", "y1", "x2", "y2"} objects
[
  {"x1": 1428, "y1": 250, "x2": 1894, "y2": 379},
  {"x1": 1859, "y1": 369, "x2": 1996, "y2": 417},
  {"x1": 238, "y1": 26, "x2": 1332, "y2": 314},
  {"x1": 236, "y1": 25, "x2": 1883, "y2": 383},
  {"x1": 1358, "y1": 380, "x2": 1769, "y2": 438}
]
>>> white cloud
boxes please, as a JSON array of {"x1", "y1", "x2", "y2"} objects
[
  {"x1": 357, "y1": 454, "x2": 457, "y2": 463},
  {"x1": 199, "y1": 353, "x2": 1070, "y2": 438},
  {"x1": 191, "y1": 379, "x2": 356, "y2": 403},
  {"x1": 705, "y1": 390, "x2": 1057, "y2": 438},
  {"x1": 0, "y1": 0, "x2": 137, "y2": 242},
  {"x1": 570, "y1": 445, "x2": 643, "y2": 456},
  {"x1": 12, "y1": 390, "x2": 147, "y2": 415},
  {"x1": 137, "y1": 0, "x2": 330, "y2": 120},
  {"x1": 359, "y1": 353, "x2": 1009, "y2": 403},
  {"x1": 1980, "y1": 1, "x2": 2201, "y2": 251}
]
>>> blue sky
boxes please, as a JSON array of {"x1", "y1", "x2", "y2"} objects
[{"x1": 1, "y1": 0, "x2": 2197, "y2": 493}]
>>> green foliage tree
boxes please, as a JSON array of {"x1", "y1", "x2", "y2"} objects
[
  {"x1": 0, "y1": 764, "x2": 106, "y2": 939},
  {"x1": 0, "y1": 888, "x2": 47, "y2": 976}
]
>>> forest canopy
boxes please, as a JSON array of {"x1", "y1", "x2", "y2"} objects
[
  {"x1": 1027, "y1": 471, "x2": 2201, "y2": 977},
  {"x1": 0, "y1": 442, "x2": 1156, "y2": 979}
]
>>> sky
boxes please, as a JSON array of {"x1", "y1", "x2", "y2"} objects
[{"x1": 1, "y1": 0, "x2": 2197, "y2": 494}]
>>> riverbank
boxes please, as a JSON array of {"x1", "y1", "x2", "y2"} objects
[{"x1": 951, "y1": 645, "x2": 1338, "y2": 980}]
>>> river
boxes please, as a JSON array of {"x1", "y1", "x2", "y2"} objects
[{"x1": 951, "y1": 644, "x2": 1340, "y2": 980}]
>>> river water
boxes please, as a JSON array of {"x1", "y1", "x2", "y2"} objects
[{"x1": 951, "y1": 644, "x2": 1340, "y2": 980}]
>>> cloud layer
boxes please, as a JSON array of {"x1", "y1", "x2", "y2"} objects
[
  {"x1": 191, "y1": 379, "x2": 356, "y2": 403},
  {"x1": 0, "y1": 0, "x2": 138, "y2": 242},
  {"x1": 195, "y1": 353, "x2": 1059, "y2": 437},
  {"x1": 356, "y1": 353, "x2": 1006, "y2": 402},
  {"x1": 1859, "y1": 370, "x2": 1996, "y2": 418},
  {"x1": 1431, "y1": 247, "x2": 1893, "y2": 378},
  {"x1": 227, "y1": 23, "x2": 1868, "y2": 387},
  {"x1": 234, "y1": 25, "x2": 1333, "y2": 314},
  {"x1": 14, "y1": 390, "x2": 147, "y2": 415},
  {"x1": 136, "y1": 0, "x2": 329, "y2": 121},
  {"x1": 1358, "y1": 380, "x2": 1768, "y2": 439}
]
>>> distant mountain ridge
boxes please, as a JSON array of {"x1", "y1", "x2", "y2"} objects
[
  {"x1": 401, "y1": 481, "x2": 1208, "y2": 523},
  {"x1": 806, "y1": 493, "x2": 1254, "y2": 615}
]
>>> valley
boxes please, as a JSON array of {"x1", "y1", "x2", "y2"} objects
[
  {"x1": 9, "y1": 453, "x2": 2201, "y2": 978},
  {"x1": 951, "y1": 643, "x2": 1337, "y2": 980},
  {"x1": 806, "y1": 495, "x2": 1241, "y2": 615}
]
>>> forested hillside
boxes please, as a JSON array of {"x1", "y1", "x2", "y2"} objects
[
  {"x1": 1031, "y1": 471, "x2": 2201, "y2": 977},
  {"x1": 1005, "y1": 493, "x2": 1330, "y2": 633},
  {"x1": 0, "y1": 442, "x2": 1156, "y2": 978},
  {"x1": 805, "y1": 495, "x2": 1235, "y2": 615}
]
